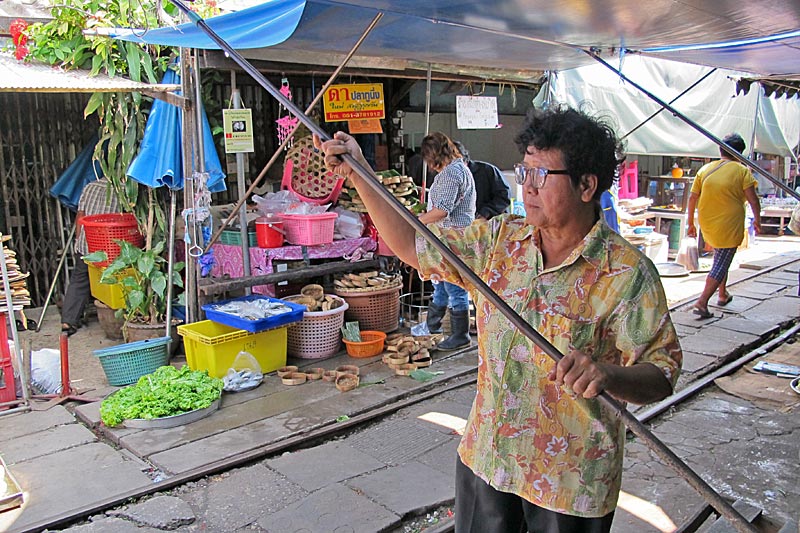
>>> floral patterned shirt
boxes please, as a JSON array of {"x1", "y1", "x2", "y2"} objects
[{"x1": 416, "y1": 215, "x2": 682, "y2": 517}]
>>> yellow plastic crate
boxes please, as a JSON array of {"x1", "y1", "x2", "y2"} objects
[
  {"x1": 177, "y1": 320, "x2": 287, "y2": 378},
  {"x1": 88, "y1": 264, "x2": 127, "y2": 309}
]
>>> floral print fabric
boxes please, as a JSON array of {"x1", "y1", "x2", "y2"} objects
[{"x1": 416, "y1": 215, "x2": 682, "y2": 517}]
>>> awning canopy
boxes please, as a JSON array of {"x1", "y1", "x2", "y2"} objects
[{"x1": 105, "y1": 0, "x2": 800, "y2": 80}]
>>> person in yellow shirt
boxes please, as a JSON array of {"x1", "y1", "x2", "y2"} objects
[
  {"x1": 315, "y1": 105, "x2": 681, "y2": 532},
  {"x1": 687, "y1": 133, "x2": 762, "y2": 318}
]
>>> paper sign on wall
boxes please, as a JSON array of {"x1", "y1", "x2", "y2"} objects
[
  {"x1": 223, "y1": 109, "x2": 254, "y2": 153},
  {"x1": 323, "y1": 83, "x2": 385, "y2": 122},
  {"x1": 456, "y1": 96, "x2": 499, "y2": 129},
  {"x1": 348, "y1": 118, "x2": 383, "y2": 134}
]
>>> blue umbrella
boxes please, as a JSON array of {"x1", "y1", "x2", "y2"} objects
[
  {"x1": 49, "y1": 135, "x2": 103, "y2": 211},
  {"x1": 127, "y1": 65, "x2": 226, "y2": 192}
]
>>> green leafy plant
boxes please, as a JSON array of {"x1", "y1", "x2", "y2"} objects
[
  {"x1": 84, "y1": 239, "x2": 184, "y2": 326},
  {"x1": 99, "y1": 365, "x2": 223, "y2": 427}
]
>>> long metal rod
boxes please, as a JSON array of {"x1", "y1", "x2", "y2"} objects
[
  {"x1": 621, "y1": 68, "x2": 717, "y2": 140},
  {"x1": 168, "y1": 4, "x2": 756, "y2": 531},
  {"x1": 203, "y1": 12, "x2": 383, "y2": 253},
  {"x1": 36, "y1": 224, "x2": 75, "y2": 332},
  {"x1": 592, "y1": 51, "x2": 799, "y2": 202}
]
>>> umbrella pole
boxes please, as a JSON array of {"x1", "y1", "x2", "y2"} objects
[
  {"x1": 203, "y1": 13, "x2": 384, "y2": 254},
  {"x1": 36, "y1": 224, "x2": 75, "y2": 332},
  {"x1": 169, "y1": 4, "x2": 759, "y2": 531},
  {"x1": 165, "y1": 188, "x2": 177, "y2": 340}
]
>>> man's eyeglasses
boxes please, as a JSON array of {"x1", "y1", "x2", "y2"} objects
[{"x1": 513, "y1": 164, "x2": 569, "y2": 188}]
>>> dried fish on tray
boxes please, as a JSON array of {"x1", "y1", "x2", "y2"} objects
[{"x1": 202, "y1": 295, "x2": 306, "y2": 333}]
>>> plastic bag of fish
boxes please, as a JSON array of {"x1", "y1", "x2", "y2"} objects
[
  {"x1": 223, "y1": 351, "x2": 264, "y2": 392},
  {"x1": 212, "y1": 299, "x2": 294, "y2": 321}
]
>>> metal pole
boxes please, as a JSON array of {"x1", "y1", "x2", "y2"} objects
[
  {"x1": 420, "y1": 63, "x2": 432, "y2": 205},
  {"x1": 231, "y1": 71, "x2": 252, "y2": 293},
  {"x1": 590, "y1": 51, "x2": 799, "y2": 203},
  {"x1": 203, "y1": 13, "x2": 383, "y2": 253},
  {"x1": 164, "y1": 188, "x2": 177, "y2": 338},
  {"x1": 36, "y1": 224, "x2": 75, "y2": 332},
  {"x1": 180, "y1": 50, "x2": 199, "y2": 322},
  {"x1": 168, "y1": 4, "x2": 757, "y2": 531}
]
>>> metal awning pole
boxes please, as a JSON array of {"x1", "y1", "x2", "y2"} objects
[
  {"x1": 231, "y1": 71, "x2": 252, "y2": 293},
  {"x1": 168, "y1": 4, "x2": 757, "y2": 531},
  {"x1": 592, "y1": 51, "x2": 799, "y2": 203},
  {"x1": 203, "y1": 13, "x2": 383, "y2": 253}
]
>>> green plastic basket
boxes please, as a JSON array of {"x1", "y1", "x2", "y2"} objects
[
  {"x1": 219, "y1": 230, "x2": 257, "y2": 247},
  {"x1": 93, "y1": 336, "x2": 171, "y2": 386}
]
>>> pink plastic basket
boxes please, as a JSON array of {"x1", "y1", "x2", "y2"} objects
[
  {"x1": 286, "y1": 297, "x2": 349, "y2": 359},
  {"x1": 281, "y1": 212, "x2": 338, "y2": 246}
]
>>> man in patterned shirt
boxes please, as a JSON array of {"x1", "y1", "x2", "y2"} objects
[
  {"x1": 316, "y1": 105, "x2": 681, "y2": 533},
  {"x1": 61, "y1": 177, "x2": 119, "y2": 336}
]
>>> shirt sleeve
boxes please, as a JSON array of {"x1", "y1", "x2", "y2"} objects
[
  {"x1": 428, "y1": 166, "x2": 465, "y2": 214},
  {"x1": 415, "y1": 217, "x2": 498, "y2": 288},
  {"x1": 611, "y1": 257, "x2": 682, "y2": 388}
]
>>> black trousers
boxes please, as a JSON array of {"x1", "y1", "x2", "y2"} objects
[
  {"x1": 61, "y1": 255, "x2": 90, "y2": 327},
  {"x1": 455, "y1": 458, "x2": 615, "y2": 533}
]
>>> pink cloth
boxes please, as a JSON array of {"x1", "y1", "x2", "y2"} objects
[{"x1": 210, "y1": 237, "x2": 377, "y2": 296}]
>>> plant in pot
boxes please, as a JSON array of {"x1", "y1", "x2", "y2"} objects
[{"x1": 84, "y1": 239, "x2": 184, "y2": 346}]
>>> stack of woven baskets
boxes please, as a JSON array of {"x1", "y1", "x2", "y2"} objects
[{"x1": 333, "y1": 271, "x2": 402, "y2": 333}]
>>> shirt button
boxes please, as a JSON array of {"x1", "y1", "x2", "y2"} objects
[
  {"x1": 502, "y1": 383, "x2": 508, "y2": 390},
  {"x1": 497, "y1": 421, "x2": 502, "y2": 427}
]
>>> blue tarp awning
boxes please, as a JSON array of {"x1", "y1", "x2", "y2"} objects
[{"x1": 106, "y1": 0, "x2": 800, "y2": 80}]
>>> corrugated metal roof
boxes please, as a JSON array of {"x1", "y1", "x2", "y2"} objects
[{"x1": 0, "y1": 53, "x2": 180, "y2": 93}]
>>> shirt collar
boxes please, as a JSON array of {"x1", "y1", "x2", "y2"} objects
[{"x1": 506, "y1": 216, "x2": 613, "y2": 273}]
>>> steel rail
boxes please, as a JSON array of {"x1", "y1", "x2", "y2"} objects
[
  {"x1": 203, "y1": 13, "x2": 383, "y2": 254},
  {"x1": 168, "y1": 5, "x2": 757, "y2": 532}
]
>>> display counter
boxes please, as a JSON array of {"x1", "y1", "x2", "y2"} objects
[{"x1": 209, "y1": 237, "x2": 377, "y2": 296}]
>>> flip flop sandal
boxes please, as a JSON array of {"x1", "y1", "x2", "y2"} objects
[
  {"x1": 692, "y1": 307, "x2": 714, "y2": 319},
  {"x1": 717, "y1": 295, "x2": 734, "y2": 306},
  {"x1": 61, "y1": 324, "x2": 78, "y2": 336}
]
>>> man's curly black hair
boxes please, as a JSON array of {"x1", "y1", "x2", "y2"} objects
[{"x1": 513, "y1": 104, "x2": 625, "y2": 201}]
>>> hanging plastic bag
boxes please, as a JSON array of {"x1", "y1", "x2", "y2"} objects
[
  {"x1": 223, "y1": 351, "x2": 263, "y2": 392},
  {"x1": 675, "y1": 237, "x2": 699, "y2": 271}
]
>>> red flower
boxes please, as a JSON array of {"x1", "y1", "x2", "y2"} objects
[
  {"x1": 13, "y1": 33, "x2": 28, "y2": 47},
  {"x1": 15, "y1": 45, "x2": 29, "y2": 61},
  {"x1": 9, "y1": 18, "x2": 28, "y2": 39}
]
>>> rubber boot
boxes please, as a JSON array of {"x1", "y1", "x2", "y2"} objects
[
  {"x1": 436, "y1": 309, "x2": 471, "y2": 351},
  {"x1": 425, "y1": 303, "x2": 448, "y2": 334}
]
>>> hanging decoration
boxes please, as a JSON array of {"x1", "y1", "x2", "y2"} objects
[{"x1": 275, "y1": 78, "x2": 299, "y2": 149}]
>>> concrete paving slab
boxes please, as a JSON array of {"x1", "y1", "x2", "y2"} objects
[
  {"x1": 0, "y1": 405, "x2": 75, "y2": 442},
  {"x1": 347, "y1": 461, "x2": 456, "y2": 516},
  {"x1": 670, "y1": 310, "x2": 720, "y2": 328},
  {"x1": 680, "y1": 351, "x2": 718, "y2": 373},
  {"x1": 678, "y1": 331, "x2": 748, "y2": 358},
  {"x1": 735, "y1": 281, "x2": 786, "y2": 294},
  {"x1": 346, "y1": 416, "x2": 452, "y2": 465},
  {"x1": 742, "y1": 296, "x2": 800, "y2": 324},
  {"x1": 728, "y1": 289, "x2": 772, "y2": 301},
  {"x1": 265, "y1": 441, "x2": 385, "y2": 491},
  {"x1": 257, "y1": 483, "x2": 399, "y2": 533},
  {"x1": 674, "y1": 324, "x2": 699, "y2": 337},
  {"x1": 760, "y1": 270, "x2": 799, "y2": 283},
  {"x1": 108, "y1": 495, "x2": 195, "y2": 529},
  {"x1": 707, "y1": 295, "x2": 762, "y2": 313},
  {"x1": 0, "y1": 422, "x2": 96, "y2": 464},
  {"x1": 415, "y1": 438, "x2": 460, "y2": 478},
  {"x1": 147, "y1": 416, "x2": 289, "y2": 474},
  {"x1": 178, "y1": 465, "x2": 307, "y2": 531},
  {"x1": 0, "y1": 442, "x2": 152, "y2": 533},
  {"x1": 401, "y1": 400, "x2": 473, "y2": 435},
  {"x1": 713, "y1": 317, "x2": 780, "y2": 337},
  {"x1": 692, "y1": 325, "x2": 761, "y2": 350},
  {"x1": 59, "y1": 516, "x2": 161, "y2": 532},
  {"x1": 73, "y1": 400, "x2": 101, "y2": 428}
]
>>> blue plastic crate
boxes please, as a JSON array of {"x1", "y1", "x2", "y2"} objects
[{"x1": 202, "y1": 295, "x2": 306, "y2": 333}]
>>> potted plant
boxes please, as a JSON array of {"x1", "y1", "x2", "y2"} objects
[{"x1": 84, "y1": 239, "x2": 184, "y2": 344}]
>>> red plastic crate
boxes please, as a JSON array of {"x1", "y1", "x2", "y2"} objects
[
  {"x1": 0, "y1": 358, "x2": 15, "y2": 403},
  {"x1": 81, "y1": 213, "x2": 144, "y2": 266}
]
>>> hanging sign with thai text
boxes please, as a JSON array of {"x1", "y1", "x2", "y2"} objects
[
  {"x1": 456, "y1": 95, "x2": 499, "y2": 129},
  {"x1": 323, "y1": 83, "x2": 385, "y2": 122}
]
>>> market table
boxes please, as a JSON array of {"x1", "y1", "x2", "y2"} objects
[{"x1": 206, "y1": 236, "x2": 377, "y2": 296}]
